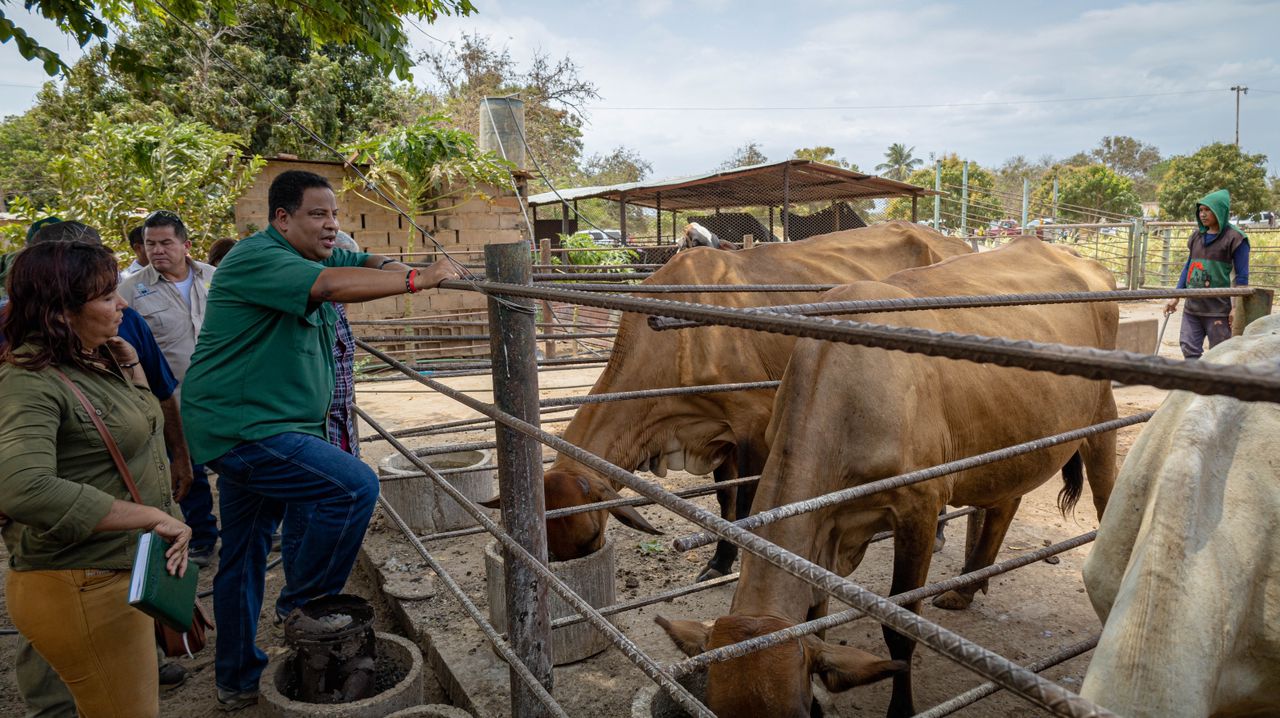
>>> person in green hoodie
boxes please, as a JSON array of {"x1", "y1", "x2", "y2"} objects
[{"x1": 1163, "y1": 189, "x2": 1250, "y2": 359}]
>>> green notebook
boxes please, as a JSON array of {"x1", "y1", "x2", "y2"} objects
[{"x1": 128, "y1": 531, "x2": 199, "y2": 632}]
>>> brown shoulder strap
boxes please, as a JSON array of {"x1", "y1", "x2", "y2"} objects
[{"x1": 54, "y1": 370, "x2": 144, "y2": 504}]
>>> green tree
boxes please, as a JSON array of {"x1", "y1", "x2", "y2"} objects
[
  {"x1": 718, "y1": 142, "x2": 768, "y2": 170},
  {"x1": 1157, "y1": 142, "x2": 1269, "y2": 220},
  {"x1": 0, "y1": 0, "x2": 474, "y2": 80},
  {"x1": 1090, "y1": 136, "x2": 1161, "y2": 200},
  {"x1": 875, "y1": 143, "x2": 923, "y2": 181},
  {"x1": 421, "y1": 32, "x2": 600, "y2": 185},
  {"x1": 793, "y1": 146, "x2": 854, "y2": 169},
  {"x1": 1032, "y1": 164, "x2": 1141, "y2": 223},
  {"x1": 47, "y1": 111, "x2": 265, "y2": 255},
  {"x1": 995, "y1": 154, "x2": 1053, "y2": 217},
  {"x1": 572, "y1": 146, "x2": 653, "y2": 235},
  {"x1": 343, "y1": 113, "x2": 511, "y2": 261},
  {"x1": 885, "y1": 154, "x2": 998, "y2": 227}
]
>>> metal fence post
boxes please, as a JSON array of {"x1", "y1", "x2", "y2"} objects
[
  {"x1": 960, "y1": 161, "x2": 969, "y2": 240},
  {"x1": 538, "y1": 239, "x2": 557, "y2": 359},
  {"x1": 933, "y1": 160, "x2": 941, "y2": 231},
  {"x1": 1021, "y1": 178, "x2": 1029, "y2": 231},
  {"x1": 1234, "y1": 288, "x2": 1274, "y2": 335},
  {"x1": 1127, "y1": 219, "x2": 1144, "y2": 289},
  {"x1": 485, "y1": 241, "x2": 554, "y2": 716}
]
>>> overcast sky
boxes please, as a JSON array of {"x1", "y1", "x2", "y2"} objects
[{"x1": 4, "y1": 0, "x2": 1278, "y2": 181}]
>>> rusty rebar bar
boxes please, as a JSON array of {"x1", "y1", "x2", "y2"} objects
[
  {"x1": 673, "y1": 412, "x2": 1151, "y2": 552},
  {"x1": 648, "y1": 287, "x2": 1260, "y2": 330},
  {"x1": 911, "y1": 636, "x2": 1100, "y2": 718},
  {"x1": 358, "y1": 339, "x2": 1115, "y2": 717},
  {"x1": 441, "y1": 279, "x2": 1280, "y2": 404},
  {"x1": 356, "y1": 405, "x2": 714, "y2": 718},
  {"x1": 671, "y1": 531, "x2": 1096, "y2": 677},
  {"x1": 533, "y1": 283, "x2": 839, "y2": 293}
]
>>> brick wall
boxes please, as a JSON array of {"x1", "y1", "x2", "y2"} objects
[{"x1": 234, "y1": 157, "x2": 528, "y2": 360}]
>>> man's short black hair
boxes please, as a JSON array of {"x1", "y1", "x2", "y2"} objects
[
  {"x1": 29, "y1": 221, "x2": 102, "y2": 246},
  {"x1": 269, "y1": 170, "x2": 333, "y2": 219},
  {"x1": 143, "y1": 210, "x2": 188, "y2": 242},
  {"x1": 128, "y1": 225, "x2": 145, "y2": 248}
]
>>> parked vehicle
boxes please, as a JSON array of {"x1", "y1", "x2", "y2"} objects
[
  {"x1": 988, "y1": 218, "x2": 1021, "y2": 237},
  {"x1": 583, "y1": 228, "x2": 626, "y2": 246}
]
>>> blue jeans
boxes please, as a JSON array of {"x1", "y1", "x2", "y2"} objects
[
  {"x1": 275, "y1": 503, "x2": 315, "y2": 620},
  {"x1": 206, "y1": 432, "x2": 379, "y2": 695},
  {"x1": 180, "y1": 462, "x2": 219, "y2": 550}
]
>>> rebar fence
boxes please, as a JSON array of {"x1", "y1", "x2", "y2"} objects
[{"x1": 346, "y1": 240, "x2": 1277, "y2": 718}]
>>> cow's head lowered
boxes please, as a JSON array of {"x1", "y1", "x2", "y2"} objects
[
  {"x1": 483, "y1": 468, "x2": 661, "y2": 561},
  {"x1": 657, "y1": 614, "x2": 906, "y2": 718}
]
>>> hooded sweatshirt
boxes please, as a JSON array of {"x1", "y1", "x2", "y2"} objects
[{"x1": 1176, "y1": 189, "x2": 1249, "y2": 316}]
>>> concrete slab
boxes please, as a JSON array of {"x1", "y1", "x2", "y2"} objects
[{"x1": 1117, "y1": 318, "x2": 1159, "y2": 354}]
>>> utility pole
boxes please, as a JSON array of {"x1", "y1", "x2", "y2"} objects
[{"x1": 1230, "y1": 85, "x2": 1248, "y2": 146}]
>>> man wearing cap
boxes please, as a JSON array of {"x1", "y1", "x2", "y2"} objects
[{"x1": 120, "y1": 210, "x2": 220, "y2": 566}]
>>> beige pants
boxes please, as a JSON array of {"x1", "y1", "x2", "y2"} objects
[{"x1": 7, "y1": 569, "x2": 159, "y2": 718}]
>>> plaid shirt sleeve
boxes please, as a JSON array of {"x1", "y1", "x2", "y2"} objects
[{"x1": 327, "y1": 303, "x2": 359, "y2": 457}]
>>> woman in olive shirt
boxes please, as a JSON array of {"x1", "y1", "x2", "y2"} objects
[{"x1": 0, "y1": 241, "x2": 191, "y2": 718}]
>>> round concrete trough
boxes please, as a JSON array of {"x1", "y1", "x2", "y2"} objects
[
  {"x1": 260, "y1": 631, "x2": 424, "y2": 718},
  {"x1": 385, "y1": 706, "x2": 472, "y2": 718},
  {"x1": 485, "y1": 536, "x2": 616, "y2": 665},
  {"x1": 379, "y1": 448, "x2": 494, "y2": 534}
]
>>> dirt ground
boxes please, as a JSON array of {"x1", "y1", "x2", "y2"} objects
[{"x1": 0, "y1": 300, "x2": 1182, "y2": 717}]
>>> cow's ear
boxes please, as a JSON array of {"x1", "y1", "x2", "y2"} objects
[
  {"x1": 655, "y1": 616, "x2": 712, "y2": 657},
  {"x1": 479, "y1": 496, "x2": 502, "y2": 509},
  {"x1": 807, "y1": 638, "x2": 908, "y2": 693},
  {"x1": 592, "y1": 480, "x2": 662, "y2": 535}
]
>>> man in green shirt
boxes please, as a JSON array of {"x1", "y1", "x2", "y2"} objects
[{"x1": 181, "y1": 170, "x2": 460, "y2": 709}]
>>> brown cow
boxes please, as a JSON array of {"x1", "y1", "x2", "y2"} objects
[
  {"x1": 660, "y1": 238, "x2": 1119, "y2": 717},
  {"x1": 512, "y1": 222, "x2": 973, "y2": 578}
]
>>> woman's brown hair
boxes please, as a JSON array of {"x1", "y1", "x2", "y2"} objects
[{"x1": 1, "y1": 241, "x2": 119, "y2": 371}]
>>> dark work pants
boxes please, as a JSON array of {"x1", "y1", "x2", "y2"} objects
[{"x1": 1179, "y1": 313, "x2": 1232, "y2": 359}]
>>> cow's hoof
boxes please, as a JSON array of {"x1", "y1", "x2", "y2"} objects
[
  {"x1": 931, "y1": 590, "x2": 974, "y2": 611},
  {"x1": 695, "y1": 566, "x2": 726, "y2": 582},
  {"x1": 933, "y1": 535, "x2": 945, "y2": 553}
]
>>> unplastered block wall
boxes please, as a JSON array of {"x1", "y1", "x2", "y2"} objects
[{"x1": 234, "y1": 157, "x2": 528, "y2": 358}]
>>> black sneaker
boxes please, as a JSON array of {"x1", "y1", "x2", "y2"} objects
[
  {"x1": 216, "y1": 688, "x2": 259, "y2": 712},
  {"x1": 188, "y1": 544, "x2": 216, "y2": 568},
  {"x1": 158, "y1": 661, "x2": 188, "y2": 689}
]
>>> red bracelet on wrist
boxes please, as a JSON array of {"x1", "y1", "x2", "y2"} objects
[{"x1": 406, "y1": 268, "x2": 418, "y2": 294}]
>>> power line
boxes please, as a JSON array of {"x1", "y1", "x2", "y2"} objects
[{"x1": 590, "y1": 88, "x2": 1225, "y2": 112}]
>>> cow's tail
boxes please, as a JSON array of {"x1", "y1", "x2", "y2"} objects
[{"x1": 1057, "y1": 451, "x2": 1084, "y2": 516}]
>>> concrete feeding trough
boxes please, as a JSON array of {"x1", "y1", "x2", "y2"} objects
[
  {"x1": 485, "y1": 535, "x2": 616, "y2": 665},
  {"x1": 379, "y1": 448, "x2": 495, "y2": 534},
  {"x1": 261, "y1": 632, "x2": 424, "y2": 718}
]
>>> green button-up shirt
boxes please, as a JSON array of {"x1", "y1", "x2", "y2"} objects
[
  {"x1": 180, "y1": 226, "x2": 369, "y2": 463},
  {"x1": 0, "y1": 352, "x2": 175, "y2": 571}
]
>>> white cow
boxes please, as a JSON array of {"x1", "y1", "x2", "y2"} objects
[{"x1": 1081, "y1": 312, "x2": 1280, "y2": 718}]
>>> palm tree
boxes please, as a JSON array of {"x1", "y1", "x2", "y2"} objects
[{"x1": 875, "y1": 143, "x2": 924, "y2": 181}]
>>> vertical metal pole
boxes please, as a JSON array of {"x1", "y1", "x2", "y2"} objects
[
  {"x1": 933, "y1": 160, "x2": 941, "y2": 230},
  {"x1": 1052, "y1": 177, "x2": 1059, "y2": 221},
  {"x1": 619, "y1": 194, "x2": 628, "y2": 243},
  {"x1": 1233, "y1": 288, "x2": 1273, "y2": 335},
  {"x1": 911, "y1": 195, "x2": 918, "y2": 222},
  {"x1": 560, "y1": 201, "x2": 569, "y2": 238},
  {"x1": 960, "y1": 161, "x2": 969, "y2": 240},
  {"x1": 1021, "y1": 178, "x2": 1029, "y2": 231},
  {"x1": 538, "y1": 239, "x2": 556, "y2": 359},
  {"x1": 1128, "y1": 218, "x2": 1144, "y2": 289},
  {"x1": 1161, "y1": 230, "x2": 1172, "y2": 286},
  {"x1": 656, "y1": 192, "x2": 662, "y2": 247},
  {"x1": 769, "y1": 206, "x2": 775, "y2": 240},
  {"x1": 485, "y1": 242, "x2": 553, "y2": 717},
  {"x1": 782, "y1": 164, "x2": 791, "y2": 241}
]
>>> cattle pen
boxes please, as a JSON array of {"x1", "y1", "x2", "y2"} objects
[{"x1": 341, "y1": 234, "x2": 1276, "y2": 718}]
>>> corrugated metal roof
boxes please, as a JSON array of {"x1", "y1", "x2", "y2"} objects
[{"x1": 527, "y1": 159, "x2": 936, "y2": 210}]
